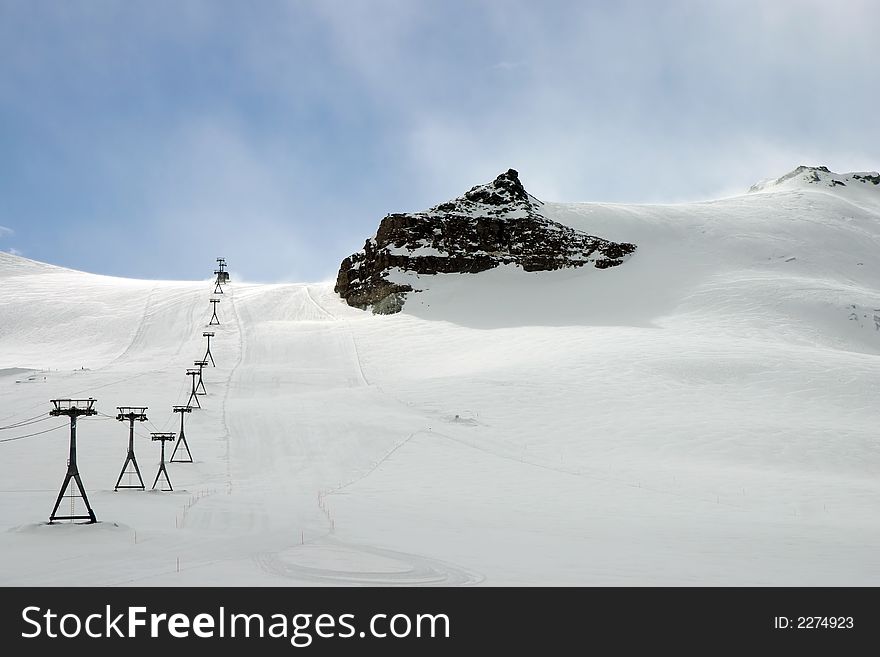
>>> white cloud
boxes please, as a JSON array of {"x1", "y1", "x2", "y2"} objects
[{"x1": 396, "y1": 0, "x2": 880, "y2": 204}]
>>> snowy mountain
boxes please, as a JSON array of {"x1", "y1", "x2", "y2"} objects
[
  {"x1": 1, "y1": 165, "x2": 880, "y2": 586},
  {"x1": 748, "y1": 164, "x2": 880, "y2": 193}
]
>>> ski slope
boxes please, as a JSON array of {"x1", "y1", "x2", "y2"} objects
[{"x1": 2, "y1": 169, "x2": 880, "y2": 585}]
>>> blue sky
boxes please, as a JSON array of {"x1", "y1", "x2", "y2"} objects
[{"x1": 0, "y1": 0, "x2": 877, "y2": 281}]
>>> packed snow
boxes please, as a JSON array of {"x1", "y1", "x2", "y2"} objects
[{"x1": 1, "y1": 169, "x2": 880, "y2": 585}]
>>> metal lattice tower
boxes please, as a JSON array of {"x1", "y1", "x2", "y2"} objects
[
  {"x1": 150, "y1": 432, "x2": 175, "y2": 491},
  {"x1": 48, "y1": 398, "x2": 98, "y2": 524},
  {"x1": 194, "y1": 360, "x2": 208, "y2": 395},
  {"x1": 114, "y1": 406, "x2": 148, "y2": 491},
  {"x1": 213, "y1": 257, "x2": 230, "y2": 294},
  {"x1": 170, "y1": 405, "x2": 193, "y2": 463},
  {"x1": 186, "y1": 369, "x2": 202, "y2": 409},
  {"x1": 208, "y1": 298, "x2": 221, "y2": 326},
  {"x1": 202, "y1": 331, "x2": 215, "y2": 367}
]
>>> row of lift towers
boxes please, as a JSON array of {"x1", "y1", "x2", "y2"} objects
[{"x1": 47, "y1": 258, "x2": 229, "y2": 524}]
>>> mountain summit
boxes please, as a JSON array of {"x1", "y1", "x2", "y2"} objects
[
  {"x1": 436, "y1": 168, "x2": 538, "y2": 216},
  {"x1": 748, "y1": 165, "x2": 880, "y2": 193},
  {"x1": 334, "y1": 169, "x2": 636, "y2": 314}
]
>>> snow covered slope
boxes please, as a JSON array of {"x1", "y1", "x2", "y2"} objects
[{"x1": 1, "y1": 165, "x2": 880, "y2": 586}]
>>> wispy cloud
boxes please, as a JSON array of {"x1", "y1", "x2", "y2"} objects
[{"x1": 1, "y1": 226, "x2": 21, "y2": 256}]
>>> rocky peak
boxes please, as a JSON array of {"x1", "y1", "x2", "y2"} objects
[
  {"x1": 430, "y1": 168, "x2": 541, "y2": 220},
  {"x1": 749, "y1": 165, "x2": 880, "y2": 193},
  {"x1": 335, "y1": 170, "x2": 637, "y2": 314}
]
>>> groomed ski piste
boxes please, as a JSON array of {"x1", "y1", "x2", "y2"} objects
[{"x1": 2, "y1": 166, "x2": 880, "y2": 586}]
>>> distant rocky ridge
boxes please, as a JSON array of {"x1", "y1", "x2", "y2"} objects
[
  {"x1": 749, "y1": 165, "x2": 880, "y2": 193},
  {"x1": 335, "y1": 169, "x2": 637, "y2": 314}
]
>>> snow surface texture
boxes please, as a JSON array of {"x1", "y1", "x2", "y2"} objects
[{"x1": 1, "y1": 166, "x2": 880, "y2": 585}]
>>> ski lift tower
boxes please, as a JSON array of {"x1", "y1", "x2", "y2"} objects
[
  {"x1": 208, "y1": 298, "x2": 221, "y2": 326},
  {"x1": 193, "y1": 360, "x2": 208, "y2": 395},
  {"x1": 114, "y1": 406, "x2": 148, "y2": 491},
  {"x1": 185, "y1": 369, "x2": 202, "y2": 409},
  {"x1": 170, "y1": 405, "x2": 193, "y2": 463},
  {"x1": 202, "y1": 332, "x2": 215, "y2": 367},
  {"x1": 150, "y1": 433, "x2": 176, "y2": 491},
  {"x1": 213, "y1": 258, "x2": 229, "y2": 294},
  {"x1": 48, "y1": 398, "x2": 98, "y2": 524}
]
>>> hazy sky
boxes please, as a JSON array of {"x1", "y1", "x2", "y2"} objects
[{"x1": 1, "y1": 0, "x2": 877, "y2": 281}]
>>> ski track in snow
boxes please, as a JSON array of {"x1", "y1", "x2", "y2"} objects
[
  {"x1": 217, "y1": 284, "x2": 244, "y2": 497},
  {"x1": 254, "y1": 537, "x2": 482, "y2": 586}
]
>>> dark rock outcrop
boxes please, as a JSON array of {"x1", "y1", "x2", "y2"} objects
[
  {"x1": 335, "y1": 169, "x2": 637, "y2": 313},
  {"x1": 853, "y1": 173, "x2": 880, "y2": 185}
]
